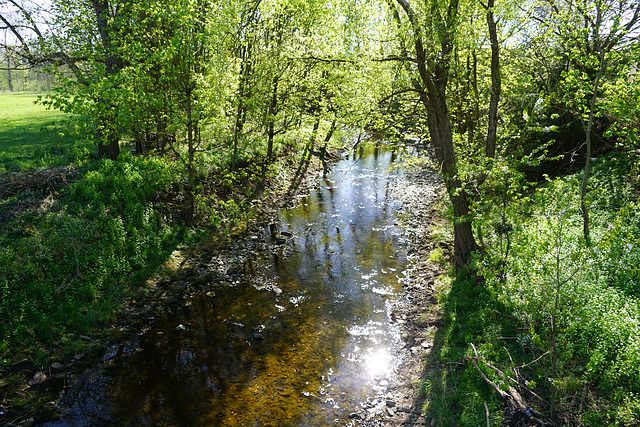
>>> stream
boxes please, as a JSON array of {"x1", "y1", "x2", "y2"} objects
[{"x1": 48, "y1": 142, "x2": 416, "y2": 426}]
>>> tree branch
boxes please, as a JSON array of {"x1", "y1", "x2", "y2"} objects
[{"x1": 378, "y1": 87, "x2": 423, "y2": 105}]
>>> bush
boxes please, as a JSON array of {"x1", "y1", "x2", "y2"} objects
[{"x1": 472, "y1": 151, "x2": 640, "y2": 421}]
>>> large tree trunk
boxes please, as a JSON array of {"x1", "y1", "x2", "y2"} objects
[
  {"x1": 426, "y1": 90, "x2": 477, "y2": 265},
  {"x1": 96, "y1": 121, "x2": 120, "y2": 160},
  {"x1": 396, "y1": 0, "x2": 477, "y2": 267}
]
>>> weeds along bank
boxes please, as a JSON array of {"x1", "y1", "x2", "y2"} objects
[
  {"x1": 0, "y1": 136, "x2": 327, "y2": 374},
  {"x1": 1, "y1": 154, "x2": 178, "y2": 362},
  {"x1": 430, "y1": 152, "x2": 640, "y2": 425}
]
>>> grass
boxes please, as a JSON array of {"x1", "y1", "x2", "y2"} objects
[
  {"x1": 425, "y1": 151, "x2": 640, "y2": 425},
  {"x1": 0, "y1": 93, "x2": 83, "y2": 172}
]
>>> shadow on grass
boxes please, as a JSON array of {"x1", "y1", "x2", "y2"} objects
[
  {"x1": 407, "y1": 271, "x2": 533, "y2": 426},
  {"x1": 0, "y1": 120, "x2": 84, "y2": 172}
]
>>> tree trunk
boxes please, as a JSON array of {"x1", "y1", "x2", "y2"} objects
[
  {"x1": 91, "y1": 0, "x2": 122, "y2": 160},
  {"x1": 232, "y1": 104, "x2": 242, "y2": 171},
  {"x1": 262, "y1": 76, "x2": 279, "y2": 185},
  {"x1": 186, "y1": 90, "x2": 195, "y2": 227},
  {"x1": 396, "y1": 0, "x2": 477, "y2": 267},
  {"x1": 7, "y1": 55, "x2": 13, "y2": 92},
  {"x1": 309, "y1": 116, "x2": 320, "y2": 158},
  {"x1": 580, "y1": 8, "x2": 607, "y2": 246},
  {"x1": 266, "y1": 76, "x2": 279, "y2": 162},
  {"x1": 232, "y1": 42, "x2": 252, "y2": 171},
  {"x1": 321, "y1": 119, "x2": 337, "y2": 177},
  {"x1": 96, "y1": 118, "x2": 120, "y2": 160},
  {"x1": 485, "y1": 0, "x2": 500, "y2": 159},
  {"x1": 426, "y1": 93, "x2": 477, "y2": 264}
]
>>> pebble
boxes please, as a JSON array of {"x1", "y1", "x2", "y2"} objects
[
  {"x1": 50, "y1": 363, "x2": 65, "y2": 373},
  {"x1": 28, "y1": 372, "x2": 47, "y2": 386}
]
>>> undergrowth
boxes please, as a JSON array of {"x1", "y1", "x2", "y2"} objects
[
  {"x1": 0, "y1": 142, "x2": 308, "y2": 372},
  {"x1": 429, "y1": 151, "x2": 640, "y2": 425},
  {"x1": 0, "y1": 153, "x2": 187, "y2": 366}
]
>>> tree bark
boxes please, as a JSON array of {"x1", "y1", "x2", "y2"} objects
[
  {"x1": 232, "y1": 42, "x2": 252, "y2": 171},
  {"x1": 7, "y1": 55, "x2": 13, "y2": 92},
  {"x1": 396, "y1": 0, "x2": 477, "y2": 266},
  {"x1": 261, "y1": 76, "x2": 280, "y2": 186},
  {"x1": 485, "y1": 0, "x2": 500, "y2": 159},
  {"x1": 186, "y1": 89, "x2": 195, "y2": 227},
  {"x1": 96, "y1": 120, "x2": 120, "y2": 159},
  {"x1": 580, "y1": 50, "x2": 605, "y2": 246},
  {"x1": 580, "y1": 3, "x2": 607, "y2": 246},
  {"x1": 321, "y1": 119, "x2": 337, "y2": 177},
  {"x1": 92, "y1": 0, "x2": 121, "y2": 160}
]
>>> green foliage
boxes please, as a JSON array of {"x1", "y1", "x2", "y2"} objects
[
  {"x1": 0, "y1": 153, "x2": 183, "y2": 357},
  {"x1": 471, "y1": 151, "x2": 640, "y2": 421}
]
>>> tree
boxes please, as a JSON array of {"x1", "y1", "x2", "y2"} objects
[
  {"x1": 388, "y1": 0, "x2": 479, "y2": 266},
  {"x1": 0, "y1": 0, "x2": 128, "y2": 159},
  {"x1": 534, "y1": 0, "x2": 640, "y2": 243}
]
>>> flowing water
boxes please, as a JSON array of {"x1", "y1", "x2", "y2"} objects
[{"x1": 51, "y1": 142, "x2": 414, "y2": 426}]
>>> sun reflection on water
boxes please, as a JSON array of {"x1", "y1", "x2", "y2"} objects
[{"x1": 363, "y1": 349, "x2": 392, "y2": 378}]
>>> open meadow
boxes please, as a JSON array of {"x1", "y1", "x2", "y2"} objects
[{"x1": 0, "y1": 93, "x2": 83, "y2": 172}]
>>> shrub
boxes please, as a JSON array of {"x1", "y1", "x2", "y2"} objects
[{"x1": 473, "y1": 151, "x2": 640, "y2": 420}]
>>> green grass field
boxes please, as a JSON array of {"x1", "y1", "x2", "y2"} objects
[{"x1": 0, "y1": 93, "x2": 83, "y2": 172}]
